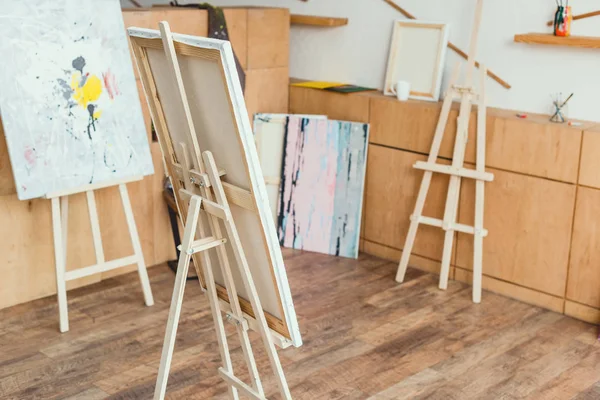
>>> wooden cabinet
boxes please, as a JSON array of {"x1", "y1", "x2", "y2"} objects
[
  {"x1": 247, "y1": 8, "x2": 289, "y2": 69},
  {"x1": 290, "y1": 84, "x2": 600, "y2": 324}
]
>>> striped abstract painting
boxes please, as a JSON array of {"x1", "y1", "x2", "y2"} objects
[{"x1": 277, "y1": 117, "x2": 369, "y2": 259}]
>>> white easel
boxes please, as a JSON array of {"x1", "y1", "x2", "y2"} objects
[
  {"x1": 150, "y1": 23, "x2": 292, "y2": 400},
  {"x1": 48, "y1": 177, "x2": 154, "y2": 332},
  {"x1": 395, "y1": 0, "x2": 493, "y2": 303}
]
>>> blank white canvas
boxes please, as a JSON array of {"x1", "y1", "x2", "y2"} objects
[
  {"x1": 395, "y1": 28, "x2": 441, "y2": 94},
  {"x1": 384, "y1": 21, "x2": 449, "y2": 102},
  {"x1": 0, "y1": 0, "x2": 153, "y2": 200}
]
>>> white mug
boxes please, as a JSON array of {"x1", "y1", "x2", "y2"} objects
[{"x1": 391, "y1": 80, "x2": 411, "y2": 101}]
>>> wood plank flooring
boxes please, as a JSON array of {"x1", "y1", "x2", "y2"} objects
[{"x1": 0, "y1": 249, "x2": 599, "y2": 399}]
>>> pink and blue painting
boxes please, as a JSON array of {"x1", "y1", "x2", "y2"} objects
[
  {"x1": 0, "y1": 0, "x2": 153, "y2": 200},
  {"x1": 277, "y1": 116, "x2": 369, "y2": 259}
]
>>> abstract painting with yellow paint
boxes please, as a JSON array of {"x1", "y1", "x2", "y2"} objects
[{"x1": 0, "y1": 0, "x2": 153, "y2": 200}]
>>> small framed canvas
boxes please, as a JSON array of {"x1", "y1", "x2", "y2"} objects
[{"x1": 383, "y1": 20, "x2": 449, "y2": 102}]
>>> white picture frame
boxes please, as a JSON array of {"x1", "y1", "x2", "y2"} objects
[{"x1": 383, "y1": 20, "x2": 450, "y2": 102}]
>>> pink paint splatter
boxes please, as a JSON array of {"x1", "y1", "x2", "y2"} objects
[
  {"x1": 102, "y1": 69, "x2": 120, "y2": 100},
  {"x1": 24, "y1": 146, "x2": 36, "y2": 167}
]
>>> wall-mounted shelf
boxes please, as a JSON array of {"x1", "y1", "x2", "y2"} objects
[
  {"x1": 514, "y1": 33, "x2": 600, "y2": 49},
  {"x1": 290, "y1": 14, "x2": 348, "y2": 27}
]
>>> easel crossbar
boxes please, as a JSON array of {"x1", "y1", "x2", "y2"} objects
[
  {"x1": 413, "y1": 215, "x2": 488, "y2": 237},
  {"x1": 413, "y1": 161, "x2": 494, "y2": 182},
  {"x1": 180, "y1": 188, "x2": 229, "y2": 220},
  {"x1": 176, "y1": 237, "x2": 227, "y2": 254},
  {"x1": 64, "y1": 255, "x2": 139, "y2": 281},
  {"x1": 218, "y1": 368, "x2": 265, "y2": 400}
]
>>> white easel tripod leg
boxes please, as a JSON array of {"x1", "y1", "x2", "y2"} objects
[
  {"x1": 203, "y1": 151, "x2": 291, "y2": 400},
  {"x1": 119, "y1": 183, "x2": 154, "y2": 306},
  {"x1": 52, "y1": 197, "x2": 69, "y2": 333},
  {"x1": 154, "y1": 196, "x2": 202, "y2": 400}
]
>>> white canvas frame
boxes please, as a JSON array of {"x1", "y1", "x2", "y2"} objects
[
  {"x1": 383, "y1": 20, "x2": 449, "y2": 102},
  {"x1": 128, "y1": 28, "x2": 301, "y2": 347}
]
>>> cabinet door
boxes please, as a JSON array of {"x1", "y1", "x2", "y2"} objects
[
  {"x1": 363, "y1": 145, "x2": 453, "y2": 263},
  {"x1": 567, "y1": 186, "x2": 600, "y2": 309},
  {"x1": 457, "y1": 169, "x2": 575, "y2": 297},
  {"x1": 487, "y1": 117, "x2": 581, "y2": 183},
  {"x1": 369, "y1": 95, "x2": 478, "y2": 161}
]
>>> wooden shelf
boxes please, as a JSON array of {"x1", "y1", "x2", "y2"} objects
[
  {"x1": 290, "y1": 14, "x2": 348, "y2": 27},
  {"x1": 514, "y1": 33, "x2": 600, "y2": 49}
]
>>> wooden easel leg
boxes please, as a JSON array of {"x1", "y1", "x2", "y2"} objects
[
  {"x1": 396, "y1": 64, "x2": 461, "y2": 283},
  {"x1": 396, "y1": 172, "x2": 432, "y2": 282},
  {"x1": 52, "y1": 197, "x2": 69, "y2": 333},
  {"x1": 86, "y1": 191, "x2": 105, "y2": 266},
  {"x1": 199, "y1": 242, "x2": 240, "y2": 400},
  {"x1": 204, "y1": 214, "x2": 265, "y2": 397},
  {"x1": 203, "y1": 151, "x2": 291, "y2": 400},
  {"x1": 154, "y1": 196, "x2": 202, "y2": 400},
  {"x1": 439, "y1": 202, "x2": 459, "y2": 290},
  {"x1": 439, "y1": 83, "x2": 474, "y2": 290},
  {"x1": 178, "y1": 143, "x2": 240, "y2": 399},
  {"x1": 178, "y1": 140, "x2": 263, "y2": 396},
  {"x1": 119, "y1": 183, "x2": 154, "y2": 307},
  {"x1": 472, "y1": 66, "x2": 488, "y2": 304}
]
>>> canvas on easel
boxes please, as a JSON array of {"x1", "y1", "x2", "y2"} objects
[
  {"x1": 0, "y1": 0, "x2": 155, "y2": 332},
  {"x1": 128, "y1": 24, "x2": 302, "y2": 399},
  {"x1": 0, "y1": 0, "x2": 153, "y2": 200}
]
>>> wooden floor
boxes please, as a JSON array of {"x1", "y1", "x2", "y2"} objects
[{"x1": 1, "y1": 249, "x2": 599, "y2": 400}]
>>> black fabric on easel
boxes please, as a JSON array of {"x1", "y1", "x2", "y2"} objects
[{"x1": 169, "y1": 1, "x2": 246, "y2": 92}]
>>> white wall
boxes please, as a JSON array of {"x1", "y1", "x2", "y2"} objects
[{"x1": 125, "y1": 0, "x2": 600, "y2": 122}]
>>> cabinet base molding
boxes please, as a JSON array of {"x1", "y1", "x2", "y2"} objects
[
  {"x1": 453, "y1": 267, "x2": 564, "y2": 313},
  {"x1": 564, "y1": 300, "x2": 600, "y2": 324}
]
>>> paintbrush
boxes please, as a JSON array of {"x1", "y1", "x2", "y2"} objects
[
  {"x1": 560, "y1": 92, "x2": 574, "y2": 108},
  {"x1": 550, "y1": 92, "x2": 574, "y2": 121}
]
